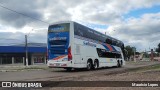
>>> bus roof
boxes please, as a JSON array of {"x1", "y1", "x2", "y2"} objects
[{"x1": 49, "y1": 21, "x2": 73, "y2": 26}]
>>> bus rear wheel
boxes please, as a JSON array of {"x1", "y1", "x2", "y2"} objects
[
  {"x1": 117, "y1": 60, "x2": 122, "y2": 67},
  {"x1": 120, "y1": 60, "x2": 123, "y2": 67},
  {"x1": 117, "y1": 60, "x2": 120, "y2": 67},
  {"x1": 87, "y1": 61, "x2": 92, "y2": 70},
  {"x1": 94, "y1": 60, "x2": 98, "y2": 69}
]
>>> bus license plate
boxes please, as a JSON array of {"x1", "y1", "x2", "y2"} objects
[{"x1": 56, "y1": 63, "x2": 60, "y2": 66}]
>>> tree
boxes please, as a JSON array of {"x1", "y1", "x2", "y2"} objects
[
  {"x1": 156, "y1": 43, "x2": 160, "y2": 53},
  {"x1": 156, "y1": 43, "x2": 160, "y2": 56},
  {"x1": 125, "y1": 45, "x2": 136, "y2": 60}
]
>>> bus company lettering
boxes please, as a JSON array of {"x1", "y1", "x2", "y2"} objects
[
  {"x1": 50, "y1": 26, "x2": 64, "y2": 31},
  {"x1": 49, "y1": 37, "x2": 67, "y2": 41},
  {"x1": 83, "y1": 41, "x2": 96, "y2": 47}
]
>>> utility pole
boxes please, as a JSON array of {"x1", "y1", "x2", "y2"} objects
[
  {"x1": 134, "y1": 47, "x2": 136, "y2": 62},
  {"x1": 25, "y1": 35, "x2": 28, "y2": 66},
  {"x1": 24, "y1": 28, "x2": 44, "y2": 66}
]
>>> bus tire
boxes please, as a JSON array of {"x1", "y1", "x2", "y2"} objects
[
  {"x1": 94, "y1": 60, "x2": 99, "y2": 69},
  {"x1": 120, "y1": 60, "x2": 123, "y2": 67},
  {"x1": 87, "y1": 60, "x2": 92, "y2": 70},
  {"x1": 117, "y1": 60, "x2": 120, "y2": 67}
]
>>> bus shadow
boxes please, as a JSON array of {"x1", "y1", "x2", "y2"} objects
[{"x1": 52, "y1": 66, "x2": 119, "y2": 73}]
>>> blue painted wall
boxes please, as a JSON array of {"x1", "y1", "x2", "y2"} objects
[{"x1": 0, "y1": 46, "x2": 46, "y2": 53}]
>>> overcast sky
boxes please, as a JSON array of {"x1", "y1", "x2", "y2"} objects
[{"x1": 0, "y1": 0, "x2": 160, "y2": 52}]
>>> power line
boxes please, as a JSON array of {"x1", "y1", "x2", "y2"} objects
[{"x1": 0, "y1": 3, "x2": 49, "y2": 24}]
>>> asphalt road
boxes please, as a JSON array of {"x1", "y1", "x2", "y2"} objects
[{"x1": 0, "y1": 61, "x2": 160, "y2": 81}]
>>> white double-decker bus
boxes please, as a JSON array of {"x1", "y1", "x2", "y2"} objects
[{"x1": 47, "y1": 21, "x2": 125, "y2": 71}]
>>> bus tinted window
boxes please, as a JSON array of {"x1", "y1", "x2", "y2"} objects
[
  {"x1": 49, "y1": 40, "x2": 67, "y2": 45},
  {"x1": 97, "y1": 48, "x2": 121, "y2": 58},
  {"x1": 74, "y1": 22, "x2": 124, "y2": 48},
  {"x1": 74, "y1": 22, "x2": 106, "y2": 42},
  {"x1": 48, "y1": 23, "x2": 70, "y2": 33}
]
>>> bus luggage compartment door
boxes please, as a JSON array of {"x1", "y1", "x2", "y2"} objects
[{"x1": 74, "y1": 44, "x2": 81, "y2": 64}]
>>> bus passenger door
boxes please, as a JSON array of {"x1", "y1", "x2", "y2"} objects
[{"x1": 74, "y1": 44, "x2": 81, "y2": 64}]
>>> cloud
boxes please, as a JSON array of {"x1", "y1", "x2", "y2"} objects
[
  {"x1": 0, "y1": 0, "x2": 46, "y2": 28},
  {"x1": 0, "y1": 0, "x2": 160, "y2": 51},
  {"x1": 107, "y1": 13, "x2": 160, "y2": 51},
  {"x1": 0, "y1": 0, "x2": 160, "y2": 27},
  {"x1": 27, "y1": 29, "x2": 47, "y2": 43},
  {"x1": 67, "y1": 0, "x2": 160, "y2": 25},
  {"x1": 0, "y1": 32, "x2": 25, "y2": 45},
  {"x1": 0, "y1": 29, "x2": 47, "y2": 46}
]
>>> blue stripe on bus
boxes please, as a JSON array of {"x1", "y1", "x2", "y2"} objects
[
  {"x1": 102, "y1": 44, "x2": 110, "y2": 51},
  {"x1": 74, "y1": 35, "x2": 120, "y2": 53},
  {"x1": 111, "y1": 45, "x2": 117, "y2": 52},
  {"x1": 74, "y1": 35, "x2": 102, "y2": 44}
]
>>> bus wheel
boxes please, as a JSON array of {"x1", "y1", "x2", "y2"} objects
[
  {"x1": 120, "y1": 60, "x2": 123, "y2": 67},
  {"x1": 117, "y1": 60, "x2": 120, "y2": 67},
  {"x1": 94, "y1": 60, "x2": 98, "y2": 69},
  {"x1": 87, "y1": 61, "x2": 92, "y2": 70}
]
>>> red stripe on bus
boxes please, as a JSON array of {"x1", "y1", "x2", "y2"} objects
[
  {"x1": 106, "y1": 44, "x2": 113, "y2": 51},
  {"x1": 53, "y1": 55, "x2": 66, "y2": 60}
]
